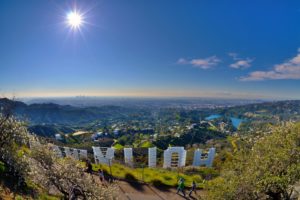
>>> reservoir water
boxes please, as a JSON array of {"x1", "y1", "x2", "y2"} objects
[
  {"x1": 230, "y1": 117, "x2": 244, "y2": 129},
  {"x1": 205, "y1": 114, "x2": 221, "y2": 120},
  {"x1": 205, "y1": 114, "x2": 244, "y2": 129}
]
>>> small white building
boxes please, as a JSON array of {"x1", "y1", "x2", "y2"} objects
[
  {"x1": 55, "y1": 134, "x2": 63, "y2": 141},
  {"x1": 113, "y1": 129, "x2": 119, "y2": 135}
]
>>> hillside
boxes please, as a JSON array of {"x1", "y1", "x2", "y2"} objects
[
  {"x1": 2, "y1": 98, "x2": 300, "y2": 140},
  {"x1": 220, "y1": 100, "x2": 300, "y2": 119},
  {"x1": 0, "y1": 98, "x2": 143, "y2": 125}
]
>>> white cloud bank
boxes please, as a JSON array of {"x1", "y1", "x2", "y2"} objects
[
  {"x1": 177, "y1": 56, "x2": 220, "y2": 69},
  {"x1": 241, "y1": 49, "x2": 300, "y2": 81}
]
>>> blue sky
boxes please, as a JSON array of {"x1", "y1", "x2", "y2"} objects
[{"x1": 1, "y1": 0, "x2": 300, "y2": 99}]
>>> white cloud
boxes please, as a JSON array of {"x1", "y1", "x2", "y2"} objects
[
  {"x1": 177, "y1": 56, "x2": 221, "y2": 69},
  {"x1": 177, "y1": 58, "x2": 188, "y2": 64},
  {"x1": 228, "y1": 52, "x2": 253, "y2": 69},
  {"x1": 228, "y1": 52, "x2": 239, "y2": 60},
  {"x1": 241, "y1": 49, "x2": 300, "y2": 81},
  {"x1": 230, "y1": 58, "x2": 253, "y2": 69}
]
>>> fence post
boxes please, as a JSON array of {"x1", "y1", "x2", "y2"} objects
[
  {"x1": 142, "y1": 164, "x2": 144, "y2": 182},
  {"x1": 108, "y1": 158, "x2": 112, "y2": 181},
  {"x1": 177, "y1": 167, "x2": 180, "y2": 181}
]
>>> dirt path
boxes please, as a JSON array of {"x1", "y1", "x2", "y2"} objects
[
  {"x1": 117, "y1": 180, "x2": 200, "y2": 200},
  {"x1": 93, "y1": 173, "x2": 201, "y2": 199}
]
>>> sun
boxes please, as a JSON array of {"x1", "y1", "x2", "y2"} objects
[{"x1": 67, "y1": 11, "x2": 83, "y2": 29}]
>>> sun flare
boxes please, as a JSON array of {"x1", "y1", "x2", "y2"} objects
[{"x1": 67, "y1": 11, "x2": 83, "y2": 29}]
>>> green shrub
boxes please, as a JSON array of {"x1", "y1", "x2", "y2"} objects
[
  {"x1": 162, "y1": 175, "x2": 172, "y2": 181},
  {"x1": 0, "y1": 161, "x2": 6, "y2": 173},
  {"x1": 207, "y1": 123, "x2": 300, "y2": 200},
  {"x1": 38, "y1": 194, "x2": 60, "y2": 200},
  {"x1": 15, "y1": 196, "x2": 23, "y2": 200}
]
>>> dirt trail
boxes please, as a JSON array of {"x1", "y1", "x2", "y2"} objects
[{"x1": 117, "y1": 180, "x2": 200, "y2": 200}]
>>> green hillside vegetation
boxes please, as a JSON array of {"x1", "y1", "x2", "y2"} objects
[
  {"x1": 140, "y1": 141, "x2": 153, "y2": 148},
  {"x1": 93, "y1": 163, "x2": 217, "y2": 188},
  {"x1": 207, "y1": 123, "x2": 300, "y2": 200},
  {"x1": 153, "y1": 126, "x2": 226, "y2": 149},
  {"x1": 112, "y1": 143, "x2": 124, "y2": 150}
]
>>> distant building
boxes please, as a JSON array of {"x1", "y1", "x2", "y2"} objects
[
  {"x1": 200, "y1": 120, "x2": 210, "y2": 127},
  {"x1": 91, "y1": 132, "x2": 102, "y2": 140},
  {"x1": 174, "y1": 133, "x2": 180, "y2": 138},
  {"x1": 219, "y1": 122, "x2": 227, "y2": 132},
  {"x1": 113, "y1": 129, "x2": 119, "y2": 135},
  {"x1": 55, "y1": 134, "x2": 63, "y2": 141},
  {"x1": 187, "y1": 123, "x2": 197, "y2": 130}
]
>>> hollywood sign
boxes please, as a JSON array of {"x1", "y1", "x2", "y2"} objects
[{"x1": 51, "y1": 145, "x2": 215, "y2": 168}]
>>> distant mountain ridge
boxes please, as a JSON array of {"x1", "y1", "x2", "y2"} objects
[{"x1": 0, "y1": 98, "x2": 138, "y2": 125}]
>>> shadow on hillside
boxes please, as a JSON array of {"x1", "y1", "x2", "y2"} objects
[
  {"x1": 176, "y1": 194, "x2": 198, "y2": 200},
  {"x1": 188, "y1": 196, "x2": 197, "y2": 200},
  {"x1": 124, "y1": 173, "x2": 145, "y2": 191},
  {"x1": 0, "y1": 173, "x2": 34, "y2": 197},
  {"x1": 151, "y1": 179, "x2": 171, "y2": 192}
]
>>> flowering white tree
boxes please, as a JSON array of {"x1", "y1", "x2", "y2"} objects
[
  {"x1": 29, "y1": 144, "x2": 118, "y2": 199},
  {"x1": 0, "y1": 114, "x2": 30, "y2": 189},
  {"x1": 0, "y1": 108, "x2": 118, "y2": 199}
]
